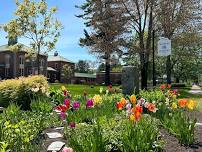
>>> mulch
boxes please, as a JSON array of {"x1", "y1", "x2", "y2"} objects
[{"x1": 161, "y1": 111, "x2": 202, "y2": 152}]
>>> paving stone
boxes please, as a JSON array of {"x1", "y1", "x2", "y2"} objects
[
  {"x1": 53, "y1": 109, "x2": 61, "y2": 114},
  {"x1": 191, "y1": 85, "x2": 201, "y2": 90},
  {"x1": 47, "y1": 141, "x2": 65, "y2": 151},
  {"x1": 196, "y1": 123, "x2": 202, "y2": 126},
  {"x1": 46, "y1": 132, "x2": 63, "y2": 139},
  {"x1": 54, "y1": 127, "x2": 64, "y2": 130}
]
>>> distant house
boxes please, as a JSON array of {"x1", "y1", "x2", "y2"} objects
[
  {"x1": 0, "y1": 38, "x2": 47, "y2": 79},
  {"x1": 96, "y1": 72, "x2": 122, "y2": 85},
  {"x1": 73, "y1": 72, "x2": 96, "y2": 84},
  {"x1": 47, "y1": 52, "x2": 75, "y2": 83}
]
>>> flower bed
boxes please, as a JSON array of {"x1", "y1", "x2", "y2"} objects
[
  {"x1": 0, "y1": 83, "x2": 199, "y2": 152},
  {"x1": 51, "y1": 85, "x2": 198, "y2": 151}
]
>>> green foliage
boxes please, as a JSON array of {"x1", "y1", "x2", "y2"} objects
[
  {"x1": 65, "y1": 116, "x2": 163, "y2": 152},
  {"x1": 161, "y1": 109, "x2": 196, "y2": 146},
  {"x1": 30, "y1": 97, "x2": 53, "y2": 113},
  {"x1": 0, "y1": 75, "x2": 49, "y2": 110},
  {"x1": 0, "y1": 102, "x2": 61, "y2": 152},
  {"x1": 122, "y1": 115, "x2": 163, "y2": 152},
  {"x1": 140, "y1": 89, "x2": 166, "y2": 102},
  {"x1": 75, "y1": 60, "x2": 90, "y2": 73}
]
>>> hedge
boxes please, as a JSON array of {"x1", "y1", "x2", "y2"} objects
[{"x1": 0, "y1": 75, "x2": 49, "y2": 110}]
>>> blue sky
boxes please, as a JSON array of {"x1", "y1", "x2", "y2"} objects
[{"x1": 0, "y1": 0, "x2": 96, "y2": 63}]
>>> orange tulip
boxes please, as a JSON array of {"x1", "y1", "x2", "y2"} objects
[
  {"x1": 178, "y1": 99, "x2": 188, "y2": 108},
  {"x1": 130, "y1": 95, "x2": 136, "y2": 104},
  {"x1": 120, "y1": 97, "x2": 126, "y2": 105},
  {"x1": 116, "y1": 102, "x2": 124, "y2": 110}
]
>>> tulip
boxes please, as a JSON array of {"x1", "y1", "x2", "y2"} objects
[
  {"x1": 86, "y1": 99, "x2": 94, "y2": 108},
  {"x1": 60, "y1": 112, "x2": 66, "y2": 120},
  {"x1": 62, "y1": 147, "x2": 73, "y2": 152},
  {"x1": 178, "y1": 99, "x2": 188, "y2": 108},
  {"x1": 171, "y1": 102, "x2": 177, "y2": 109},
  {"x1": 69, "y1": 122, "x2": 76, "y2": 128},
  {"x1": 187, "y1": 100, "x2": 196, "y2": 110},
  {"x1": 72, "y1": 101, "x2": 80, "y2": 110},
  {"x1": 130, "y1": 95, "x2": 136, "y2": 104}
]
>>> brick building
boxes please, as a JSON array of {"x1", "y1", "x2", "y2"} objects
[
  {"x1": 47, "y1": 52, "x2": 75, "y2": 83},
  {"x1": 0, "y1": 38, "x2": 47, "y2": 79},
  {"x1": 96, "y1": 72, "x2": 122, "y2": 85}
]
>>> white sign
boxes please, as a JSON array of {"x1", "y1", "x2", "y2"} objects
[{"x1": 158, "y1": 37, "x2": 171, "y2": 56}]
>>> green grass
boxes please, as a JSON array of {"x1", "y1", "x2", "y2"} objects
[{"x1": 49, "y1": 83, "x2": 121, "y2": 95}]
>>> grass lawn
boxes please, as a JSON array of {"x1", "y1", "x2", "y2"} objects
[{"x1": 49, "y1": 83, "x2": 121, "y2": 95}]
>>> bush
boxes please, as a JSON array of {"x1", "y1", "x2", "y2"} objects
[
  {"x1": 0, "y1": 75, "x2": 49, "y2": 110},
  {"x1": 171, "y1": 83, "x2": 186, "y2": 88}
]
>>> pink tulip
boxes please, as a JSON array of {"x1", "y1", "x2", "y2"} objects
[
  {"x1": 62, "y1": 147, "x2": 73, "y2": 152},
  {"x1": 60, "y1": 112, "x2": 66, "y2": 120}
]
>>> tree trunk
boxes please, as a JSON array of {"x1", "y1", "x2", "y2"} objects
[
  {"x1": 140, "y1": 53, "x2": 147, "y2": 90},
  {"x1": 105, "y1": 58, "x2": 110, "y2": 86},
  {"x1": 37, "y1": 45, "x2": 40, "y2": 75},
  {"x1": 166, "y1": 55, "x2": 171, "y2": 84},
  {"x1": 176, "y1": 77, "x2": 179, "y2": 83}
]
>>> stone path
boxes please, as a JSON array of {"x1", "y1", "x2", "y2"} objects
[
  {"x1": 41, "y1": 126, "x2": 67, "y2": 152},
  {"x1": 189, "y1": 85, "x2": 202, "y2": 94}
]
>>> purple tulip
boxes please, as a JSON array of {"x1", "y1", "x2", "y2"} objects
[
  {"x1": 72, "y1": 102, "x2": 80, "y2": 110},
  {"x1": 86, "y1": 99, "x2": 94, "y2": 108}
]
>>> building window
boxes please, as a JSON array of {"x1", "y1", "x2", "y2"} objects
[
  {"x1": 28, "y1": 69, "x2": 32, "y2": 75},
  {"x1": 5, "y1": 68, "x2": 9, "y2": 77},
  {"x1": 19, "y1": 68, "x2": 24, "y2": 76},
  {"x1": 19, "y1": 55, "x2": 24, "y2": 65},
  {"x1": 55, "y1": 63, "x2": 58, "y2": 69},
  {"x1": 5, "y1": 55, "x2": 11, "y2": 67},
  {"x1": 54, "y1": 74, "x2": 57, "y2": 80},
  {"x1": 40, "y1": 59, "x2": 45, "y2": 67}
]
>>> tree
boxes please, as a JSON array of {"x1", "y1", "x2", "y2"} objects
[
  {"x1": 171, "y1": 32, "x2": 202, "y2": 83},
  {"x1": 120, "y1": 0, "x2": 155, "y2": 89},
  {"x1": 62, "y1": 64, "x2": 73, "y2": 84},
  {"x1": 77, "y1": 0, "x2": 129, "y2": 85},
  {"x1": 155, "y1": 0, "x2": 202, "y2": 84},
  {"x1": 75, "y1": 60, "x2": 90, "y2": 73},
  {"x1": 4, "y1": 0, "x2": 62, "y2": 74}
]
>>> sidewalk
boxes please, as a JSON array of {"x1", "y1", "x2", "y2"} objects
[{"x1": 189, "y1": 85, "x2": 202, "y2": 94}]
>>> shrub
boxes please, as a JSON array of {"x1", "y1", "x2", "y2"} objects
[
  {"x1": 171, "y1": 83, "x2": 186, "y2": 88},
  {"x1": 0, "y1": 75, "x2": 49, "y2": 110}
]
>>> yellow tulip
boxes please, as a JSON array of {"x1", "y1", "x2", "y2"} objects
[
  {"x1": 93, "y1": 95, "x2": 102, "y2": 105},
  {"x1": 129, "y1": 114, "x2": 135, "y2": 121},
  {"x1": 171, "y1": 102, "x2": 177, "y2": 109},
  {"x1": 187, "y1": 100, "x2": 196, "y2": 110},
  {"x1": 61, "y1": 86, "x2": 66, "y2": 91}
]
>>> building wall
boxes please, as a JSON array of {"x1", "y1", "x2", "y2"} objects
[
  {"x1": 0, "y1": 51, "x2": 47, "y2": 79},
  {"x1": 48, "y1": 61, "x2": 75, "y2": 83}
]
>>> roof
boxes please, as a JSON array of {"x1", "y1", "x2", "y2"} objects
[
  {"x1": 74, "y1": 73, "x2": 96, "y2": 79},
  {"x1": 48, "y1": 55, "x2": 75, "y2": 64},
  {"x1": 0, "y1": 44, "x2": 47, "y2": 56},
  {"x1": 47, "y1": 67, "x2": 57, "y2": 72}
]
